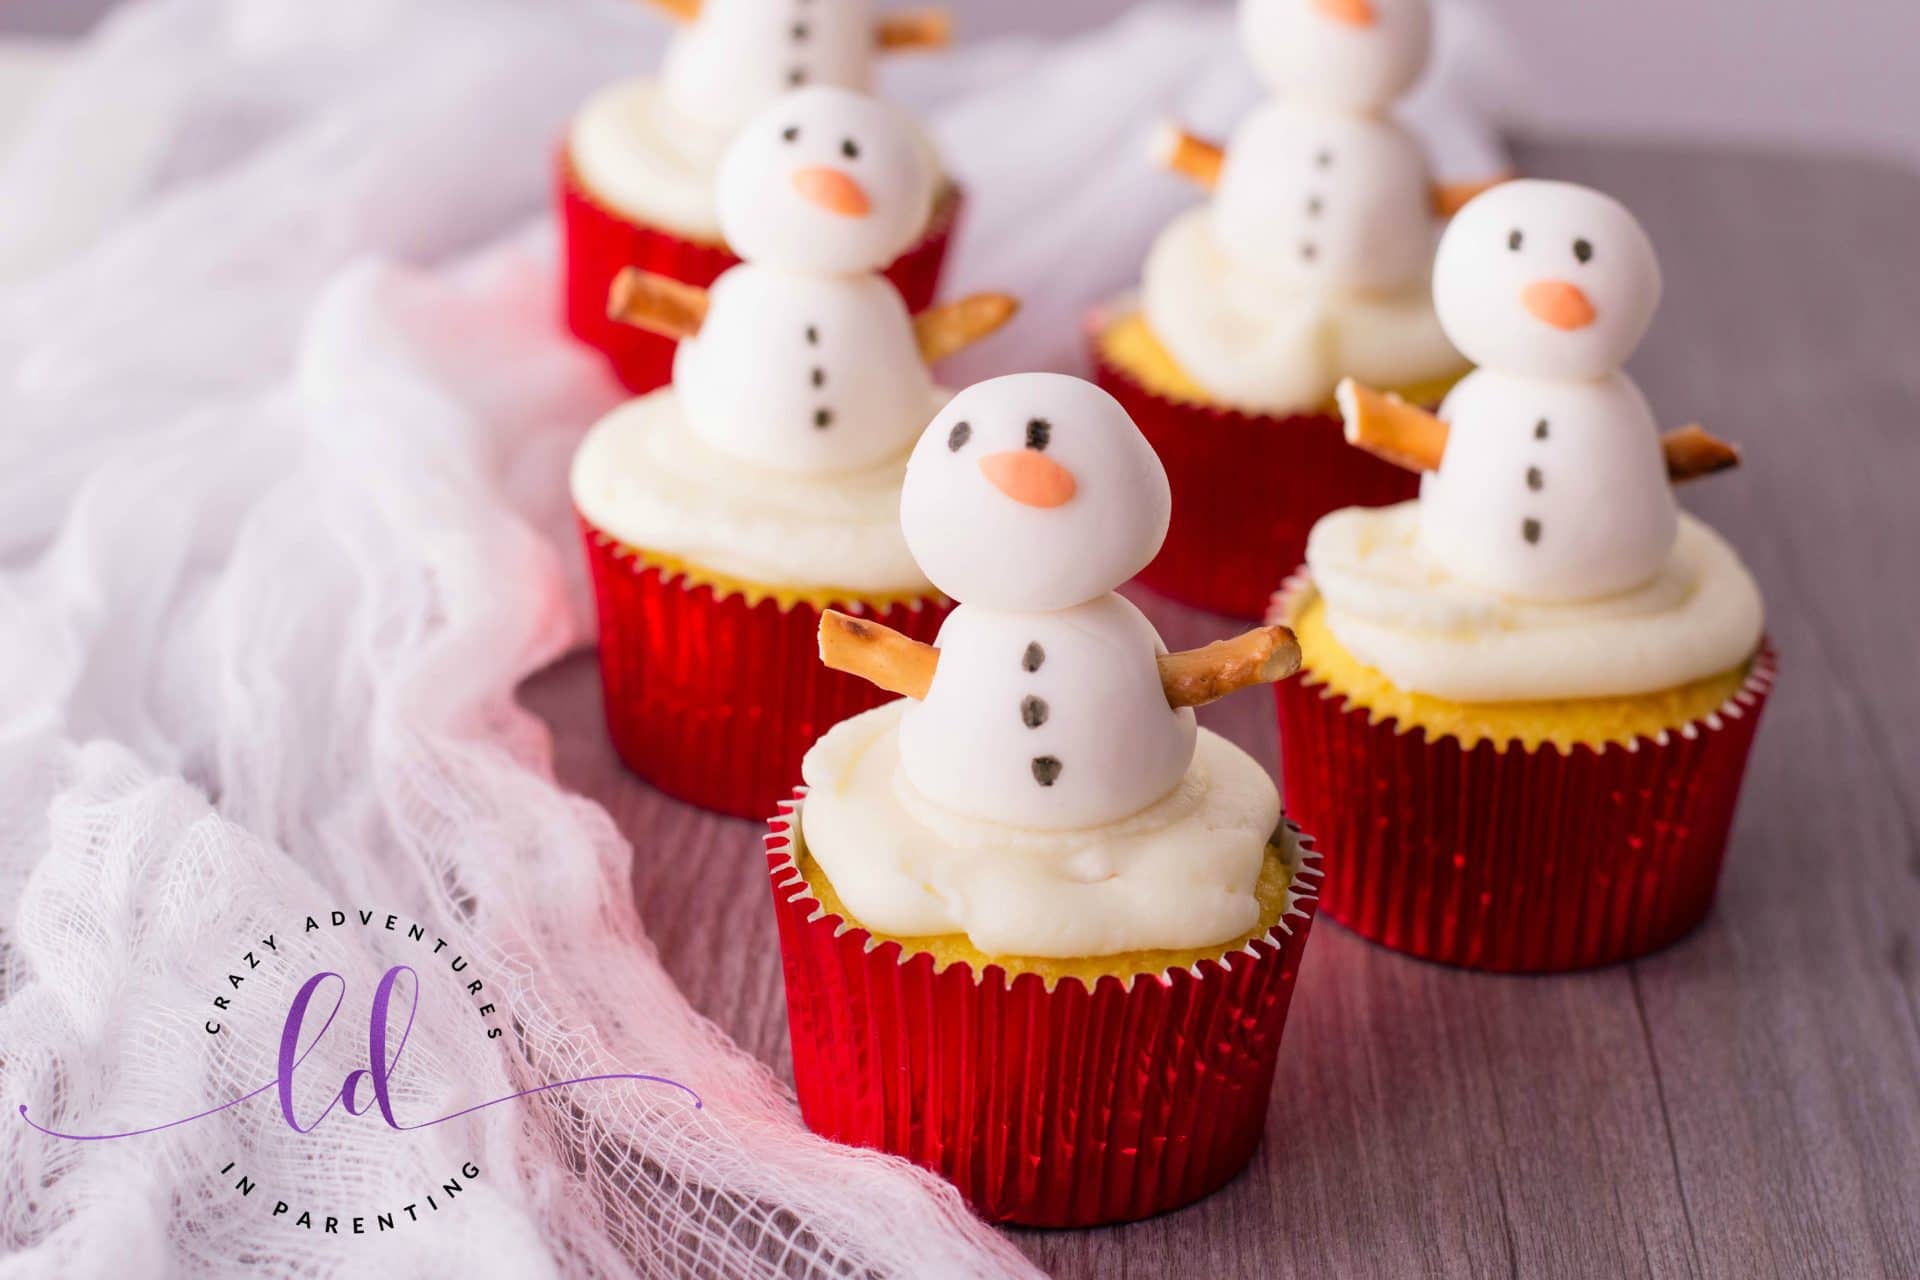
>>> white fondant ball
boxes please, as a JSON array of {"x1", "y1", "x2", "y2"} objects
[
  {"x1": 1421, "y1": 368, "x2": 1678, "y2": 601},
  {"x1": 1212, "y1": 103, "x2": 1435, "y2": 293},
  {"x1": 673, "y1": 264, "x2": 933, "y2": 474},
  {"x1": 900, "y1": 374, "x2": 1171, "y2": 612},
  {"x1": 1238, "y1": 0, "x2": 1431, "y2": 111},
  {"x1": 660, "y1": 0, "x2": 876, "y2": 139},
  {"x1": 717, "y1": 87, "x2": 934, "y2": 276},
  {"x1": 1433, "y1": 179, "x2": 1663, "y2": 382},
  {"x1": 898, "y1": 597, "x2": 1197, "y2": 830}
]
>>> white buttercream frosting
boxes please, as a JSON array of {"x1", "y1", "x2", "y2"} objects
[
  {"x1": 570, "y1": 78, "x2": 731, "y2": 241},
  {"x1": 1306, "y1": 501, "x2": 1764, "y2": 702},
  {"x1": 1141, "y1": 207, "x2": 1463, "y2": 414},
  {"x1": 570, "y1": 389, "x2": 942, "y2": 595},
  {"x1": 800, "y1": 702, "x2": 1283, "y2": 958}
]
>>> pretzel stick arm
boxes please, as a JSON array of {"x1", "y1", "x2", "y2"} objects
[
  {"x1": 1336, "y1": 378, "x2": 1450, "y2": 472},
  {"x1": 1160, "y1": 626, "x2": 1302, "y2": 711},
  {"x1": 914, "y1": 293, "x2": 1019, "y2": 364},
  {"x1": 607, "y1": 269, "x2": 709, "y2": 341},
  {"x1": 637, "y1": 0, "x2": 701, "y2": 21},
  {"x1": 1152, "y1": 123, "x2": 1225, "y2": 191},
  {"x1": 876, "y1": 9, "x2": 951, "y2": 51},
  {"x1": 1663, "y1": 424, "x2": 1741, "y2": 483},
  {"x1": 820, "y1": 611, "x2": 940, "y2": 700},
  {"x1": 1432, "y1": 172, "x2": 1515, "y2": 218}
]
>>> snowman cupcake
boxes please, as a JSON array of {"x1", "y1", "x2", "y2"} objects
[
  {"x1": 1272, "y1": 179, "x2": 1774, "y2": 972},
  {"x1": 573, "y1": 87, "x2": 1015, "y2": 819},
  {"x1": 766, "y1": 373, "x2": 1321, "y2": 1225},
  {"x1": 560, "y1": 0, "x2": 961, "y2": 392},
  {"x1": 1090, "y1": 0, "x2": 1500, "y2": 618}
]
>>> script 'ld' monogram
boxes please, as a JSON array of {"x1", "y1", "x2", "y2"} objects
[{"x1": 19, "y1": 965, "x2": 699, "y2": 1141}]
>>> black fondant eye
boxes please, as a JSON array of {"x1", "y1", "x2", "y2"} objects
[
  {"x1": 841, "y1": 138, "x2": 860, "y2": 160},
  {"x1": 1573, "y1": 238, "x2": 1594, "y2": 264},
  {"x1": 1508, "y1": 229, "x2": 1524, "y2": 252},
  {"x1": 1026, "y1": 418, "x2": 1052, "y2": 451},
  {"x1": 782, "y1": 125, "x2": 800, "y2": 143},
  {"x1": 947, "y1": 421, "x2": 971, "y2": 451}
]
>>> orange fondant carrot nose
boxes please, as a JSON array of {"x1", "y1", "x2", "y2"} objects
[
  {"x1": 792, "y1": 167, "x2": 872, "y2": 217},
  {"x1": 1311, "y1": 0, "x2": 1377, "y2": 27},
  {"x1": 980, "y1": 451, "x2": 1078, "y2": 509},
  {"x1": 1521, "y1": 279, "x2": 1597, "y2": 331}
]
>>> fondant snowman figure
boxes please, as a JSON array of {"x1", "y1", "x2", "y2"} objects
[
  {"x1": 1338, "y1": 179, "x2": 1741, "y2": 601},
  {"x1": 898, "y1": 374, "x2": 1190, "y2": 829},
  {"x1": 607, "y1": 87, "x2": 1014, "y2": 475},
  {"x1": 1422, "y1": 180, "x2": 1672, "y2": 599},
  {"x1": 1146, "y1": 0, "x2": 1489, "y2": 411},
  {"x1": 1213, "y1": 0, "x2": 1438, "y2": 295},
  {"x1": 650, "y1": 0, "x2": 947, "y2": 140},
  {"x1": 817, "y1": 374, "x2": 1303, "y2": 831}
]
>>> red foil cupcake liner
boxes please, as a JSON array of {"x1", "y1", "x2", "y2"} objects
[
  {"x1": 1088, "y1": 311, "x2": 1421, "y2": 620},
  {"x1": 1270, "y1": 574, "x2": 1777, "y2": 973},
  {"x1": 580, "y1": 518, "x2": 950, "y2": 820},
  {"x1": 767, "y1": 796, "x2": 1322, "y2": 1227},
  {"x1": 559, "y1": 147, "x2": 962, "y2": 394}
]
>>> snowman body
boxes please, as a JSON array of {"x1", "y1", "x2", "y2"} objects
[
  {"x1": 1212, "y1": 102, "x2": 1434, "y2": 297},
  {"x1": 674, "y1": 264, "x2": 931, "y2": 474},
  {"x1": 899, "y1": 595, "x2": 1197, "y2": 832},
  {"x1": 661, "y1": 0, "x2": 876, "y2": 138},
  {"x1": 1421, "y1": 369, "x2": 1677, "y2": 602}
]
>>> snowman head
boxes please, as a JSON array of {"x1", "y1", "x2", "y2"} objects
[
  {"x1": 1239, "y1": 0, "x2": 1431, "y2": 112},
  {"x1": 660, "y1": 0, "x2": 877, "y2": 138},
  {"x1": 1433, "y1": 179, "x2": 1663, "y2": 381},
  {"x1": 717, "y1": 86, "x2": 935, "y2": 276},
  {"x1": 901, "y1": 374, "x2": 1172, "y2": 612}
]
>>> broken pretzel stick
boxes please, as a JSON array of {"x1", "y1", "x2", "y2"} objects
[
  {"x1": 1431, "y1": 173, "x2": 1515, "y2": 219},
  {"x1": 820, "y1": 611, "x2": 1301, "y2": 711},
  {"x1": 875, "y1": 8, "x2": 952, "y2": 51},
  {"x1": 1337, "y1": 379, "x2": 1742, "y2": 484},
  {"x1": 1336, "y1": 378, "x2": 1449, "y2": 472},
  {"x1": 607, "y1": 268, "x2": 709, "y2": 342},
  {"x1": 1153, "y1": 123, "x2": 1225, "y2": 191},
  {"x1": 820, "y1": 610, "x2": 939, "y2": 701},
  {"x1": 636, "y1": 0, "x2": 701, "y2": 21},
  {"x1": 1661, "y1": 424, "x2": 1741, "y2": 482},
  {"x1": 914, "y1": 292, "x2": 1020, "y2": 364},
  {"x1": 1158, "y1": 625, "x2": 1302, "y2": 710}
]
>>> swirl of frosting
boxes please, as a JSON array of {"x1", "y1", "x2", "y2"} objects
[
  {"x1": 570, "y1": 78, "x2": 733, "y2": 240},
  {"x1": 801, "y1": 703, "x2": 1281, "y2": 958},
  {"x1": 1142, "y1": 207, "x2": 1462, "y2": 414},
  {"x1": 570, "y1": 390, "x2": 941, "y2": 595},
  {"x1": 1305, "y1": 502, "x2": 1764, "y2": 703}
]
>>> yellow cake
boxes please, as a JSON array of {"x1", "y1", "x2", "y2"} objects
[
  {"x1": 597, "y1": 535, "x2": 942, "y2": 614},
  {"x1": 1288, "y1": 589, "x2": 1752, "y2": 753},
  {"x1": 793, "y1": 833, "x2": 1298, "y2": 988},
  {"x1": 1099, "y1": 309, "x2": 1463, "y2": 414}
]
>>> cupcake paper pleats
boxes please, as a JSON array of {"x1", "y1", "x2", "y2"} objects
[
  {"x1": 1271, "y1": 574, "x2": 1776, "y2": 972},
  {"x1": 580, "y1": 518, "x2": 951, "y2": 820},
  {"x1": 767, "y1": 799, "x2": 1322, "y2": 1227}
]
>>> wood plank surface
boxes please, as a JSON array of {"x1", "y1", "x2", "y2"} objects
[{"x1": 518, "y1": 141, "x2": 1920, "y2": 1279}]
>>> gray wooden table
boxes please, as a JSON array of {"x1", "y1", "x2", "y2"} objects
[{"x1": 520, "y1": 141, "x2": 1920, "y2": 1279}]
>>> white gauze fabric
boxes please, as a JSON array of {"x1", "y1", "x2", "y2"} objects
[{"x1": 0, "y1": 3, "x2": 1501, "y2": 1277}]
